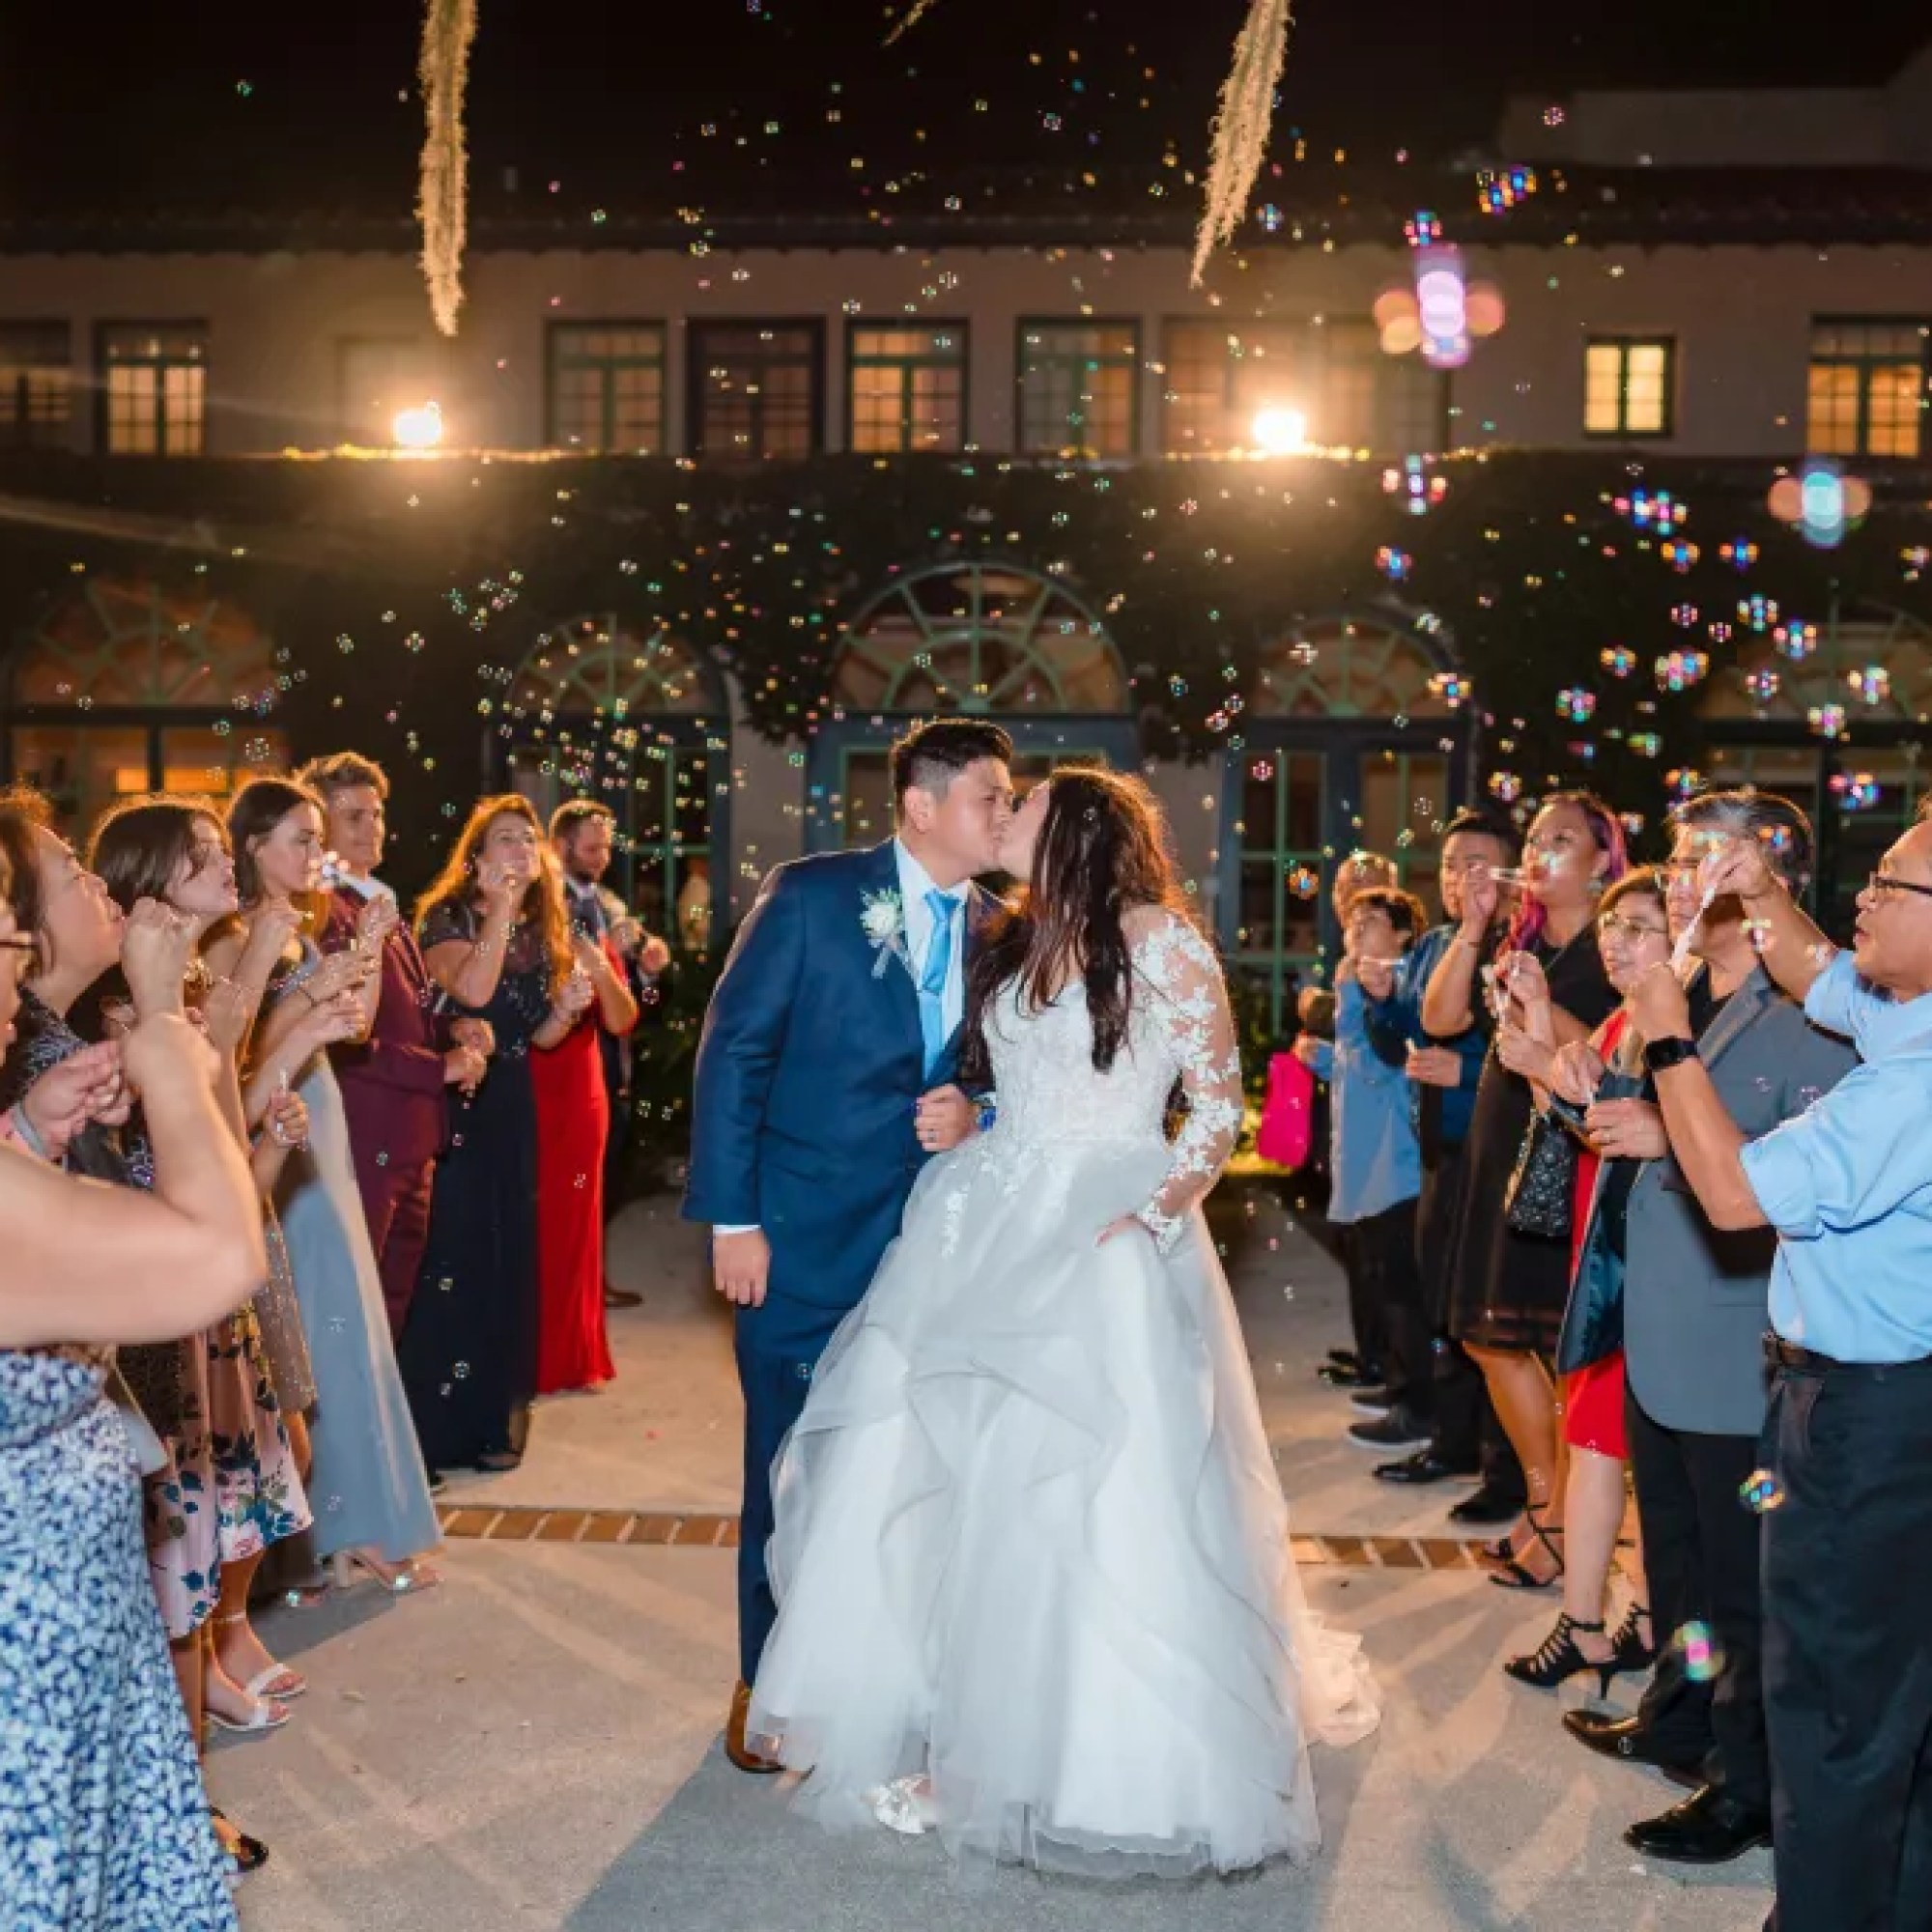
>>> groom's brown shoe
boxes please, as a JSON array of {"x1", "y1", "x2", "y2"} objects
[{"x1": 724, "y1": 1681, "x2": 781, "y2": 1775}]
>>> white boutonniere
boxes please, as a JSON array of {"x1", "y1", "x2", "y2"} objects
[{"x1": 860, "y1": 887, "x2": 910, "y2": 980}]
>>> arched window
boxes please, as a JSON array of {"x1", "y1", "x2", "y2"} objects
[
  {"x1": 500, "y1": 615, "x2": 725, "y2": 952},
  {"x1": 6, "y1": 577, "x2": 287, "y2": 831},
  {"x1": 809, "y1": 562, "x2": 1135, "y2": 850},
  {"x1": 1251, "y1": 614, "x2": 1458, "y2": 720},
  {"x1": 1230, "y1": 609, "x2": 1471, "y2": 1035},
  {"x1": 833, "y1": 563, "x2": 1129, "y2": 715}
]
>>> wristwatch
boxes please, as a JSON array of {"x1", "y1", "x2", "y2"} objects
[{"x1": 1642, "y1": 1035, "x2": 1698, "y2": 1074}]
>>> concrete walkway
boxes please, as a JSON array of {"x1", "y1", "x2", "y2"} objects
[{"x1": 217, "y1": 1186, "x2": 1774, "y2": 1932}]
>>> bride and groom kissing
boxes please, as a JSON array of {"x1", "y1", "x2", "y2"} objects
[{"x1": 683, "y1": 719, "x2": 1378, "y2": 1877}]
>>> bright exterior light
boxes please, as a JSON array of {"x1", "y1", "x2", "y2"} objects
[
  {"x1": 391, "y1": 401, "x2": 444, "y2": 449},
  {"x1": 1250, "y1": 407, "x2": 1308, "y2": 454}
]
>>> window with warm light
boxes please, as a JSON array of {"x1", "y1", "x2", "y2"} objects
[
  {"x1": 547, "y1": 323, "x2": 666, "y2": 453},
  {"x1": 1016, "y1": 321, "x2": 1139, "y2": 458},
  {"x1": 1806, "y1": 320, "x2": 1926, "y2": 459},
  {"x1": 847, "y1": 324, "x2": 967, "y2": 453},
  {"x1": 1161, "y1": 318, "x2": 1443, "y2": 454},
  {"x1": 1582, "y1": 338, "x2": 1675, "y2": 439},
  {"x1": 0, "y1": 323, "x2": 71, "y2": 451},
  {"x1": 99, "y1": 324, "x2": 208, "y2": 455},
  {"x1": 690, "y1": 322, "x2": 822, "y2": 460}
]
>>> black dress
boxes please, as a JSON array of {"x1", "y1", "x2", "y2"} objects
[
  {"x1": 1443, "y1": 923, "x2": 1616, "y2": 1356},
  {"x1": 398, "y1": 903, "x2": 550, "y2": 1470}
]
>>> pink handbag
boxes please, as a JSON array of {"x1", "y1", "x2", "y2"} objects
[{"x1": 1254, "y1": 1051, "x2": 1315, "y2": 1170}]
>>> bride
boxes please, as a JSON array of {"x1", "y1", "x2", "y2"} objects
[{"x1": 746, "y1": 767, "x2": 1378, "y2": 1877}]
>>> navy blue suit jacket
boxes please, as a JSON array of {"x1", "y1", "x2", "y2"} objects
[{"x1": 683, "y1": 840, "x2": 988, "y2": 1344}]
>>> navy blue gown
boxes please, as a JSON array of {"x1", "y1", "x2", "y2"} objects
[{"x1": 398, "y1": 903, "x2": 548, "y2": 1471}]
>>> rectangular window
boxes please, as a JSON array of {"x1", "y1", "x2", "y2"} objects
[
  {"x1": 1161, "y1": 318, "x2": 1445, "y2": 454},
  {"x1": 0, "y1": 323, "x2": 72, "y2": 450},
  {"x1": 546, "y1": 323, "x2": 667, "y2": 453},
  {"x1": 847, "y1": 323, "x2": 967, "y2": 453},
  {"x1": 689, "y1": 322, "x2": 822, "y2": 460},
  {"x1": 1016, "y1": 321, "x2": 1139, "y2": 458},
  {"x1": 1583, "y1": 338, "x2": 1675, "y2": 438},
  {"x1": 99, "y1": 324, "x2": 208, "y2": 455},
  {"x1": 1807, "y1": 320, "x2": 1926, "y2": 459}
]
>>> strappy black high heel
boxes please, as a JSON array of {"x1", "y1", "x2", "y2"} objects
[
  {"x1": 1486, "y1": 1504, "x2": 1564, "y2": 1591},
  {"x1": 1609, "y1": 1601, "x2": 1657, "y2": 1672},
  {"x1": 1502, "y1": 1613, "x2": 1614, "y2": 1693}
]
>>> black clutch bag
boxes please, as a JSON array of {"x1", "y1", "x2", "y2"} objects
[{"x1": 1504, "y1": 1109, "x2": 1577, "y2": 1239}]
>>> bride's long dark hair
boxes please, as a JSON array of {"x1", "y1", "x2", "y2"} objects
[{"x1": 961, "y1": 765, "x2": 1188, "y2": 1084}]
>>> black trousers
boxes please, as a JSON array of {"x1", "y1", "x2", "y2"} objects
[
  {"x1": 1349, "y1": 1199, "x2": 1432, "y2": 1420},
  {"x1": 1625, "y1": 1387, "x2": 1769, "y2": 1808},
  {"x1": 1761, "y1": 1349, "x2": 1932, "y2": 1932},
  {"x1": 1419, "y1": 1145, "x2": 1524, "y2": 1495},
  {"x1": 1342, "y1": 1226, "x2": 1390, "y2": 1373}
]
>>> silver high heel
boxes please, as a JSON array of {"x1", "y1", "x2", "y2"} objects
[{"x1": 867, "y1": 1776, "x2": 937, "y2": 1836}]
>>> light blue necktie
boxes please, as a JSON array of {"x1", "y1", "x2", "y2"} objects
[{"x1": 918, "y1": 888, "x2": 959, "y2": 1075}]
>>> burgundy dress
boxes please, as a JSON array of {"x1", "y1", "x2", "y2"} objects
[
  {"x1": 532, "y1": 938, "x2": 631, "y2": 1394},
  {"x1": 319, "y1": 888, "x2": 447, "y2": 1338}
]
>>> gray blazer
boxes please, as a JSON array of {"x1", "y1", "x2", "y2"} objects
[{"x1": 1623, "y1": 966, "x2": 1859, "y2": 1437}]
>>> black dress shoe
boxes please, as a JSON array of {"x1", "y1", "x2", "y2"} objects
[
  {"x1": 1348, "y1": 1406, "x2": 1435, "y2": 1451},
  {"x1": 1625, "y1": 1784, "x2": 1772, "y2": 1864},
  {"x1": 1448, "y1": 1483, "x2": 1526, "y2": 1525},
  {"x1": 1562, "y1": 1710, "x2": 1704, "y2": 1788},
  {"x1": 1326, "y1": 1349, "x2": 1361, "y2": 1371},
  {"x1": 1317, "y1": 1360, "x2": 1385, "y2": 1391},
  {"x1": 1374, "y1": 1448, "x2": 1479, "y2": 1486},
  {"x1": 604, "y1": 1285, "x2": 643, "y2": 1309}
]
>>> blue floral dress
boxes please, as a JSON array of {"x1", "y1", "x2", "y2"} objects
[{"x1": 0, "y1": 1346, "x2": 237, "y2": 1929}]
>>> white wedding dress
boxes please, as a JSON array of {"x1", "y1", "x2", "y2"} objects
[{"x1": 746, "y1": 909, "x2": 1379, "y2": 1877}]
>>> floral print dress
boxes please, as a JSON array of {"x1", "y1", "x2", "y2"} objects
[
  {"x1": 0, "y1": 1344, "x2": 237, "y2": 1930},
  {"x1": 6, "y1": 990, "x2": 310, "y2": 1637}
]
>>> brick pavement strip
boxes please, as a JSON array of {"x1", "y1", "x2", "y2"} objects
[{"x1": 434, "y1": 1507, "x2": 1485, "y2": 1570}]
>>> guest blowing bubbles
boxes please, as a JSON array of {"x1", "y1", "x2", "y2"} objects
[
  {"x1": 1634, "y1": 809, "x2": 1932, "y2": 1931},
  {"x1": 1422, "y1": 792, "x2": 1625, "y2": 1590},
  {"x1": 213, "y1": 778, "x2": 443, "y2": 1595},
  {"x1": 402, "y1": 796, "x2": 576, "y2": 1478},
  {"x1": 0, "y1": 868, "x2": 270, "y2": 1930}
]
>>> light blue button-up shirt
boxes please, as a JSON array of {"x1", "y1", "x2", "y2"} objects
[
  {"x1": 1740, "y1": 1024, "x2": 1932, "y2": 1363},
  {"x1": 1804, "y1": 949, "x2": 1932, "y2": 1061},
  {"x1": 895, "y1": 839, "x2": 964, "y2": 1039},
  {"x1": 1313, "y1": 980, "x2": 1423, "y2": 1227}
]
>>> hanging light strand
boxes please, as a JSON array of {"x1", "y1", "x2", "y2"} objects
[
  {"x1": 884, "y1": 0, "x2": 942, "y2": 43},
  {"x1": 1192, "y1": 0, "x2": 1294, "y2": 287},
  {"x1": 417, "y1": 0, "x2": 479, "y2": 337}
]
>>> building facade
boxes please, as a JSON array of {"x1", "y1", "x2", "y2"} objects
[{"x1": 4, "y1": 76, "x2": 1932, "y2": 1024}]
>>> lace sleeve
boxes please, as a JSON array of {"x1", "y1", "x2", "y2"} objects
[{"x1": 1129, "y1": 909, "x2": 1243, "y2": 1254}]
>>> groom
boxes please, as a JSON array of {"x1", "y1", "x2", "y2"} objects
[{"x1": 685, "y1": 718, "x2": 1014, "y2": 1771}]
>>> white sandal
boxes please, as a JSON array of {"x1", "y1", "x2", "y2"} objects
[
  {"x1": 214, "y1": 1612, "x2": 306, "y2": 1701},
  {"x1": 206, "y1": 1691, "x2": 292, "y2": 1737}
]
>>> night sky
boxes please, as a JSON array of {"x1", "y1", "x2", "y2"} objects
[{"x1": 5, "y1": 0, "x2": 1930, "y2": 219}]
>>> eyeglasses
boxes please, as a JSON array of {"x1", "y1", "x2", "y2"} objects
[
  {"x1": 1597, "y1": 913, "x2": 1669, "y2": 944},
  {"x1": 1865, "y1": 871, "x2": 1932, "y2": 904}
]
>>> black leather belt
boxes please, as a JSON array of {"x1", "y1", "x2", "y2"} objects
[{"x1": 1764, "y1": 1332, "x2": 1932, "y2": 1376}]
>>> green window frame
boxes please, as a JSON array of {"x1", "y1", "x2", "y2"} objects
[
  {"x1": 1015, "y1": 319, "x2": 1139, "y2": 458},
  {"x1": 0, "y1": 322, "x2": 71, "y2": 450},
  {"x1": 1582, "y1": 337, "x2": 1675, "y2": 439},
  {"x1": 98, "y1": 323, "x2": 208, "y2": 456},
  {"x1": 846, "y1": 322, "x2": 968, "y2": 453},
  {"x1": 545, "y1": 323, "x2": 667, "y2": 453},
  {"x1": 1806, "y1": 319, "x2": 1926, "y2": 459}
]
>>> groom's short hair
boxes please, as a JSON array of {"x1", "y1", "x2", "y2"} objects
[{"x1": 891, "y1": 719, "x2": 1013, "y2": 805}]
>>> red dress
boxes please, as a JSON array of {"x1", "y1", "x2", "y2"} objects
[
  {"x1": 531, "y1": 959, "x2": 625, "y2": 1395},
  {"x1": 1562, "y1": 1011, "x2": 1630, "y2": 1460}
]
